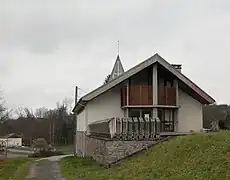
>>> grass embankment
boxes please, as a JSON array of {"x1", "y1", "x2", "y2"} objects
[
  {"x1": 60, "y1": 131, "x2": 230, "y2": 180},
  {"x1": 0, "y1": 158, "x2": 32, "y2": 180}
]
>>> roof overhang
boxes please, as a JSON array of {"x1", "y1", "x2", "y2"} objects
[{"x1": 73, "y1": 53, "x2": 215, "y2": 113}]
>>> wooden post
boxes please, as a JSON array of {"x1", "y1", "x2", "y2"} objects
[
  {"x1": 174, "y1": 79, "x2": 179, "y2": 132},
  {"x1": 152, "y1": 64, "x2": 158, "y2": 118},
  {"x1": 126, "y1": 80, "x2": 129, "y2": 118},
  {"x1": 49, "y1": 123, "x2": 52, "y2": 144}
]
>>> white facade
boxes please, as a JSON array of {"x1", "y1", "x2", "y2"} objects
[
  {"x1": 77, "y1": 85, "x2": 125, "y2": 131},
  {"x1": 0, "y1": 138, "x2": 22, "y2": 147},
  {"x1": 178, "y1": 89, "x2": 203, "y2": 132},
  {"x1": 77, "y1": 87, "x2": 203, "y2": 133}
]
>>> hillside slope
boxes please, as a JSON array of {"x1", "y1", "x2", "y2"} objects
[{"x1": 60, "y1": 131, "x2": 230, "y2": 180}]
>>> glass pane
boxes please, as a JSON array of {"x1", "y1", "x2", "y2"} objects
[
  {"x1": 142, "y1": 108, "x2": 152, "y2": 118},
  {"x1": 129, "y1": 109, "x2": 141, "y2": 118}
]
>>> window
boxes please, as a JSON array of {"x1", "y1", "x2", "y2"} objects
[
  {"x1": 128, "y1": 108, "x2": 152, "y2": 118},
  {"x1": 129, "y1": 109, "x2": 141, "y2": 118},
  {"x1": 142, "y1": 109, "x2": 152, "y2": 118},
  {"x1": 164, "y1": 80, "x2": 174, "y2": 87}
]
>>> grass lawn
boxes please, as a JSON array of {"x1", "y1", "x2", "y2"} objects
[
  {"x1": 8, "y1": 151, "x2": 32, "y2": 156},
  {"x1": 0, "y1": 158, "x2": 32, "y2": 180},
  {"x1": 60, "y1": 131, "x2": 230, "y2": 180},
  {"x1": 12, "y1": 147, "x2": 33, "y2": 151}
]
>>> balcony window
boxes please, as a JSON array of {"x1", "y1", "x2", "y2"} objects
[{"x1": 129, "y1": 108, "x2": 152, "y2": 118}]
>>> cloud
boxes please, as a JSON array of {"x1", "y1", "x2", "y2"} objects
[{"x1": 0, "y1": 0, "x2": 230, "y2": 111}]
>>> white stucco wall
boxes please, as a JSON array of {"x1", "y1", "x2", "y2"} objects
[
  {"x1": 178, "y1": 89, "x2": 203, "y2": 132},
  {"x1": 77, "y1": 109, "x2": 86, "y2": 131},
  {"x1": 0, "y1": 138, "x2": 22, "y2": 147},
  {"x1": 76, "y1": 86, "x2": 125, "y2": 131}
]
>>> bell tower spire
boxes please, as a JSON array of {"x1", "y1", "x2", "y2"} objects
[{"x1": 108, "y1": 41, "x2": 125, "y2": 81}]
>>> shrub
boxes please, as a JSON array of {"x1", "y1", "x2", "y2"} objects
[
  {"x1": 28, "y1": 149, "x2": 63, "y2": 158},
  {"x1": 218, "y1": 120, "x2": 230, "y2": 130},
  {"x1": 32, "y1": 138, "x2": 48, "y2": 152},
  {"x1": 30, "y1": 138, "x2": 64, "y2": 157},
  {"x1": 0, "y1": 140, "x2": 6, "y2": 152}
]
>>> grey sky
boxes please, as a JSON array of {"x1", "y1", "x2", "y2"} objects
[{"x1": 0, "y1": 0, "x2": 229, "y2": 112}]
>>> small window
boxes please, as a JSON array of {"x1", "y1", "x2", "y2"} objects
[
  {"x1": 164, "y1": 80, "x2": 174, "y2": 87},
  {"x1": 129, "y1": 109, "x2": 141, "y2": 118},
  {"x1": 142, "y1": 109, "x2": 152, "y2": 118},
  {"x1": 129, "y1": 108, "x2": 152, "y2": 118}
]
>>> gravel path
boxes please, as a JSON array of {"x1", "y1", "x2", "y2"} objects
[
  {"x1": 26, "y1": 155, "x2": 72, "y2": 180},
  {"x1": 26, "y1": 160, "x2": 66, "y2": 180}
]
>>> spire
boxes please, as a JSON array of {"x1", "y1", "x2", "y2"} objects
[{"x1": 109, "y1": 55, "x2": 125, "y2": 81}]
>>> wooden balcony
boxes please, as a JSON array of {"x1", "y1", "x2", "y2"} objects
[
  {"x1": 158, "y1": 87, "x2": 176, "y2": 106},
  {"x1": 121, "y1": 85, "x2": 153, "y2": 106},
  {"x1": 130, "y1": 85, "x2": 153, "y2": 105},
  {"x1": 121, "y1": 85, "x2": 176, "y2": 107}
]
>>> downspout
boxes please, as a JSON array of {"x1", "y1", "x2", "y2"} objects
[{"x1": 83, "y1": 105, "x2": 88, "y2": 157}]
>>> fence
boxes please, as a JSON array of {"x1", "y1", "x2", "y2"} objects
[{"x1": 88, "y1": 117, "x2": 161, "y2": 140}]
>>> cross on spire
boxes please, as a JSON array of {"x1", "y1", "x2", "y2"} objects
[{"x1": 117, "y1": 40, "x2": 120, "y2": 55}]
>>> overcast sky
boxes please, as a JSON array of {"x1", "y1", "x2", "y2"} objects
[{"x1": 0, "y1": 0, "x2": 229, "y2": 112}]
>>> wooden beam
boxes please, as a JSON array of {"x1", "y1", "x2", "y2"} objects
[{"x1": 121, "y1": 105, "x2": 180, "y2": 109}]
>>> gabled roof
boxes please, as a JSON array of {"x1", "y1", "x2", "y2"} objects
[
  {"x1": 108, "y1": 55, "x2": 125, "y2": 81},
  {"x1": 1, "y1": 133, "x2": 22, "y2": 138},
  {"x1": 73, "y1": 53, "x2": 215, "y2": 112}
]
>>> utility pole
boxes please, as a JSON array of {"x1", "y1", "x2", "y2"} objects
[
  {"x1": 52, "y1": 117, "x2": 55, "y2": 145},
  {"x1": 74, "y1": 86, "x2": 78, "y2": 156},
  {"x1": 75, "y1": 86, "x2": 78, "y2": 106},
  {"x1": 49, "y1": 123, "x2": 52, "y2": 144}
]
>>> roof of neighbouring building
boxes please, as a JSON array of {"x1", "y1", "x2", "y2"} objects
[
  {"x1": 1, "y1": 133, "x2": 22, "y2": 138},
  {"x1": 73, "y1": 53, "x2": 215, "y2": 113}
]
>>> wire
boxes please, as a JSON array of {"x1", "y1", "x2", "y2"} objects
[{"x1": 78, "y1": 87, "x2": 88, "y2": 93}]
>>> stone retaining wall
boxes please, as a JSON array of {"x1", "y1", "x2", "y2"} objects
[
  {"x1": 105, "y1": 140, "x2": 156, "y2": 164},
  {"x1": 75, "y1": 131, "x2": 159, "y2": 165}
]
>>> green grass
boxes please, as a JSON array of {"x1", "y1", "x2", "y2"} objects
[
  {"x1": 0, "y1": 158, "x2": 32, "y2": 180},
  {"x1": 8, "y1": 151, "x2": 31, "y2": 155},
  {"x1": 60, "y1": 131, "x2": 230, "y2": 180},
  {"x1": 12, "y1": 147, "x2": 33, "y2": 151}
]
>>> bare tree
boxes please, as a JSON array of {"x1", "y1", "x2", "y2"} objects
[
  {"x1": 15, "y1": 107, "x2": 26, "y2": 118},
  {"x1": 35, "y1": 107, "x2": 49, "y2": 118},
  {"x1": 62, "y1": 97, "x2": 73, "y2": 114},
  {"x1": 0, "y1": 91, "x2": 10, "y2": 123},
  {"x1": 15, "y1": 107, "x2": 35, "y2": 119},
  {"x1": 24, "y1": 107, "x2": 35, "y2": 119}
]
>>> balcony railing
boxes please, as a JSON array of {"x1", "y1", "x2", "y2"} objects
[{"x1": 87, "y1": 117, "x2": 161, "y2": 140}]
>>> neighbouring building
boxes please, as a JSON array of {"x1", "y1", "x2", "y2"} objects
[
  {"x1": 73, "y1": 53, "x2": 215, "y2": 159},
  {"x1": 0, "y1": 133, "x2": 22, "y2": 147}
]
